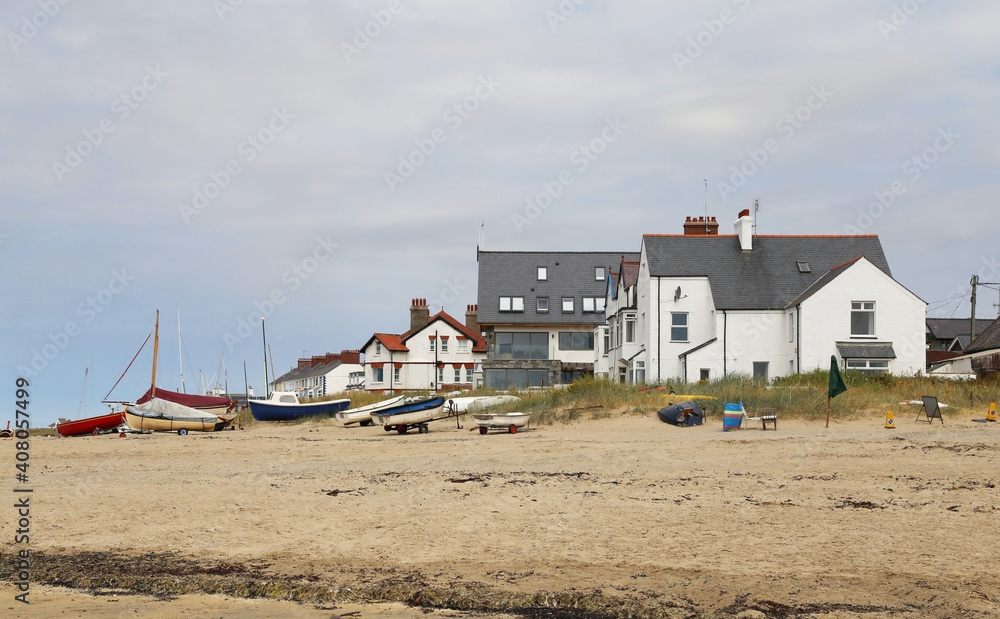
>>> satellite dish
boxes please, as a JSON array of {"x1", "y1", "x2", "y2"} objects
[{"x1": 675, "y1": 286, "x2": 682, "y2": 301}]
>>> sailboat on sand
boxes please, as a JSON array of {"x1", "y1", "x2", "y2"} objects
[{"x1": 123, "y1": 310, "x2": 233, "y2": 434}]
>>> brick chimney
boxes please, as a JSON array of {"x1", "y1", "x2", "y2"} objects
[
  {"x1": 297, "y1": 358, "x2": 311, "y2": 369},
  {"x1": 734, "y1": 209, "x2": 753, "y2": 252},
  {"x1": 465, "y1": 304, "x2": 480, "y2": 335},
  {"x1": 410, "y1": 298, "x2": 430, "y2": 334},
  {"x1": 683, "y1": 215, "x2": 719, "y2": 236},
  {"x1": 340, "y1": 350, "x2": 361, "y2": 365}
]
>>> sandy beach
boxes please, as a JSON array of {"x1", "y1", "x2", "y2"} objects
[{"x1": 3, "y1": 410, "x2": 999, "y2": 618}]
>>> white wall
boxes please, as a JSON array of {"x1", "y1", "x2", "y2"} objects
[
  {"x1": 636, "y1": 254, "x2": 925, "y2": 382},
  {"x1": 798, "y1": 260, "x2": 925, "y2": 375},
  {"x1": 322, "y1": 364, "x2": 363, "y2": 394},
  {"x1": 363, "y1": 320, "x2": 485, "y2": 391}
]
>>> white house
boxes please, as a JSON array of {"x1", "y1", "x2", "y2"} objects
[
  {"x1": 360, "y1": 299, "x2": 487, "y2": 392},
  {"x1": 271, "y1": 350, "x2": 364, "y2": 399},
  {"x1": 598, "y1": 257, "x2": 644, "y2": 382},
  {"x1": 629, "y1": 210, "x2": 926, "y2": 383}
]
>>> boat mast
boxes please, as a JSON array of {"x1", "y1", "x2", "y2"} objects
[
  {"x1": 77, "y1": 358, "x2": 90, "y2": 418},
  {"x1": 151, "y1": 310, "x2": 160, "y2": 399},
  {"x1": 177, "y1": 304, "x2": 186, "y2": 393},
  {"x1": 261, "y1": 317, "x2": 269, "y2": 398}
]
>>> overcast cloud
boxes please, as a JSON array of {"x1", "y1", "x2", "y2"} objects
[{"x1": 2, "y1": 1, "x2": 998, "y2": 427}]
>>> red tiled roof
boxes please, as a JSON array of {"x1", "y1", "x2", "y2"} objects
[
  {"x1": 363, "y1": 311, "x2": 486, "y2": 355},
  {"x1": 371, "y1": 333, "x2": 408, "y2": 352}
]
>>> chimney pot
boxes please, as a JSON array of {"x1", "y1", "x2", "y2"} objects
[
  {"x1": 410, "y1": 298, "x2": 430, "y2": 333},
  {"x1": 683, "y1": 214, "x2": 720, "y2": 236}
]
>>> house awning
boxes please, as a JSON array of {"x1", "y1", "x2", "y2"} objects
[{"x1": 836, "y1": 341, "x2": 897, "y2": 359}]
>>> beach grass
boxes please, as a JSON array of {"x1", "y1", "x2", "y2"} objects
[{"x1": 240, "y1": 373, "x2": 1000, "y2": 428}]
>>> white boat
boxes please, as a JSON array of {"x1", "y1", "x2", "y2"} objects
[
  {"x1": 372, "y1": 397, "x2": 446, "y2": 434},
  {"x1": 453, "y1": 395, "x2": 522, "y2": 413},
  {"x1": 335, "y1": 395, "x2": 406, "y2": 426},
  {"x1": 472, "y1": 412, "x2": 532, "y2": 435}
]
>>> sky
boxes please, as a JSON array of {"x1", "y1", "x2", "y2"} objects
[{"x1": 2, "y1": 1, "x2": 998, "y2": 428}]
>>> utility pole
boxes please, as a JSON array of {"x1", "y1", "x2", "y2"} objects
[
  {"x1": 971, "y1": 275, "x2": 978, "y2": 346},
  {"x1": 971, "y1": 276, "x2": 1000, "y2": 344}
]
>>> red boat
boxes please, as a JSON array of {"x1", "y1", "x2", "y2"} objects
[{"x1": 57, "y1": 411, "x2": 126, "y2": 437}]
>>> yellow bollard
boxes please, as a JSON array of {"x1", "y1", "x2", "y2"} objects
[{"x1": 884, "y1": 410, "x2": 895, "y2": 429}]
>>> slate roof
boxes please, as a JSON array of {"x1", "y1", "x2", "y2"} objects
[
  {"x1": 965, "y1": 316, "x2": 1000, "y2": 354},
  {"x1": 926, "y1": 318, "x2": 993, "y2": 342},
  {"x1": 836, "y1": 341, "x2": 897, "y2": 359},
  {"x1": 477, "y1": 251, "x2": 637, "y2": 325},
  {"x1": 272, "y1": 361, "x2": 342, "y2": 386},
  {"x1": 642, "y1": 235, "x2": 893, "y2": 310}
]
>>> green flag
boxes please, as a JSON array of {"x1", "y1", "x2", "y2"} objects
[{"x1": 828, "y1": 355, "x2": 847, "y2": 399}]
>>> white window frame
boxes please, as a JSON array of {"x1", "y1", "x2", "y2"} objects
[
  {"x1": 537, "y1": 297, "x2": 549, "y2": 313},
  {"x1": 454, "y1": 367, "x2": 462, "y2": 383},
  {"x1": 429, "y1": 338, "x2": 436, "y2": 352},
  {"x1": 372, "y1": 367, "x2": 384, "y2": 383},
  {"x1": 851, "y1": 301, "x2": 875, "y2": 337},
  {"x1": 582, "y1": 297, "x2": 595, "y2": 313},
  {"x1": 562, "y1": 297, "x2": 574, "y2": 313},
  {"x1": 595, "y1": 267, "x2": 605, "y2": 281},
  {"x1": 500, "y1": 296, "x2": 524, "y2": 312},
  {"x1": 537, "y1": 266, "x2": 547, "y2": 281},
  {"x1": 375, "y1": 341, "x2": 382, "y2": 355},
  {"x1": 458, "y1": 339, "x2": 469, "y2": 352},
  {"x1": 441, "y1": 339, "x2": 448, "y2": 352},
  {"x1": 393, "y1": 367, "x2": 400, "y2": 383}
]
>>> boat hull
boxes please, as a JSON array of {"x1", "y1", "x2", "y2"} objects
[
  {"x1": 372, "y1": 397, "x2": 446, "y2": 426},
  {"x1": 248, "y1": 398, "x2": 350, "y2": 421},
  {"x1": 335, "y1": 395, "x2": 406, "y2": 425},
  {"x1": 472, "y1": 412, "x2": 531, "y2": 428},
  {"x1": 57, "y1": 412, "x2": 126, "y2": 437},
  {"x1": 124, "y1": 410, "x2": 226, "y2": 433}
]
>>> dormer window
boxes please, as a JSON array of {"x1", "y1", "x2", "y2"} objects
[
  {"x1": 500, "y1": 296, "x2": 524, "y2": 312},
  {"x1": 797, "y1": 261, "x2": 811, "y2": 273}
]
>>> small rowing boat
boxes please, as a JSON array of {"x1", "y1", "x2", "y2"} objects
[
  {"x1": 472, "y1": 412, "x2": 531, "y2": 435},
  {"x1": 57, "y1": 411, "x2": 126, "y2": 437},
  {"x1": 371, "y1": 396, "x2": 446, "y2": 434},
  {"x1": 335, "y1": 395, "x2": 406, "y2": 426}
]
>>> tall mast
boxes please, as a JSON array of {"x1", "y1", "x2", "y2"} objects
[
  {"x1": 261, "y1": 317, "x2": 269, "y2": 398},
  {"x1": 177, "y1": 304, "x2": 186, "y2": 393},
  {"x1": 151, "y1": 310, "x2": 160, "y2": 399},
  {"x1": 77, "y1": 358, "x2": 90, "y2": 418}
]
